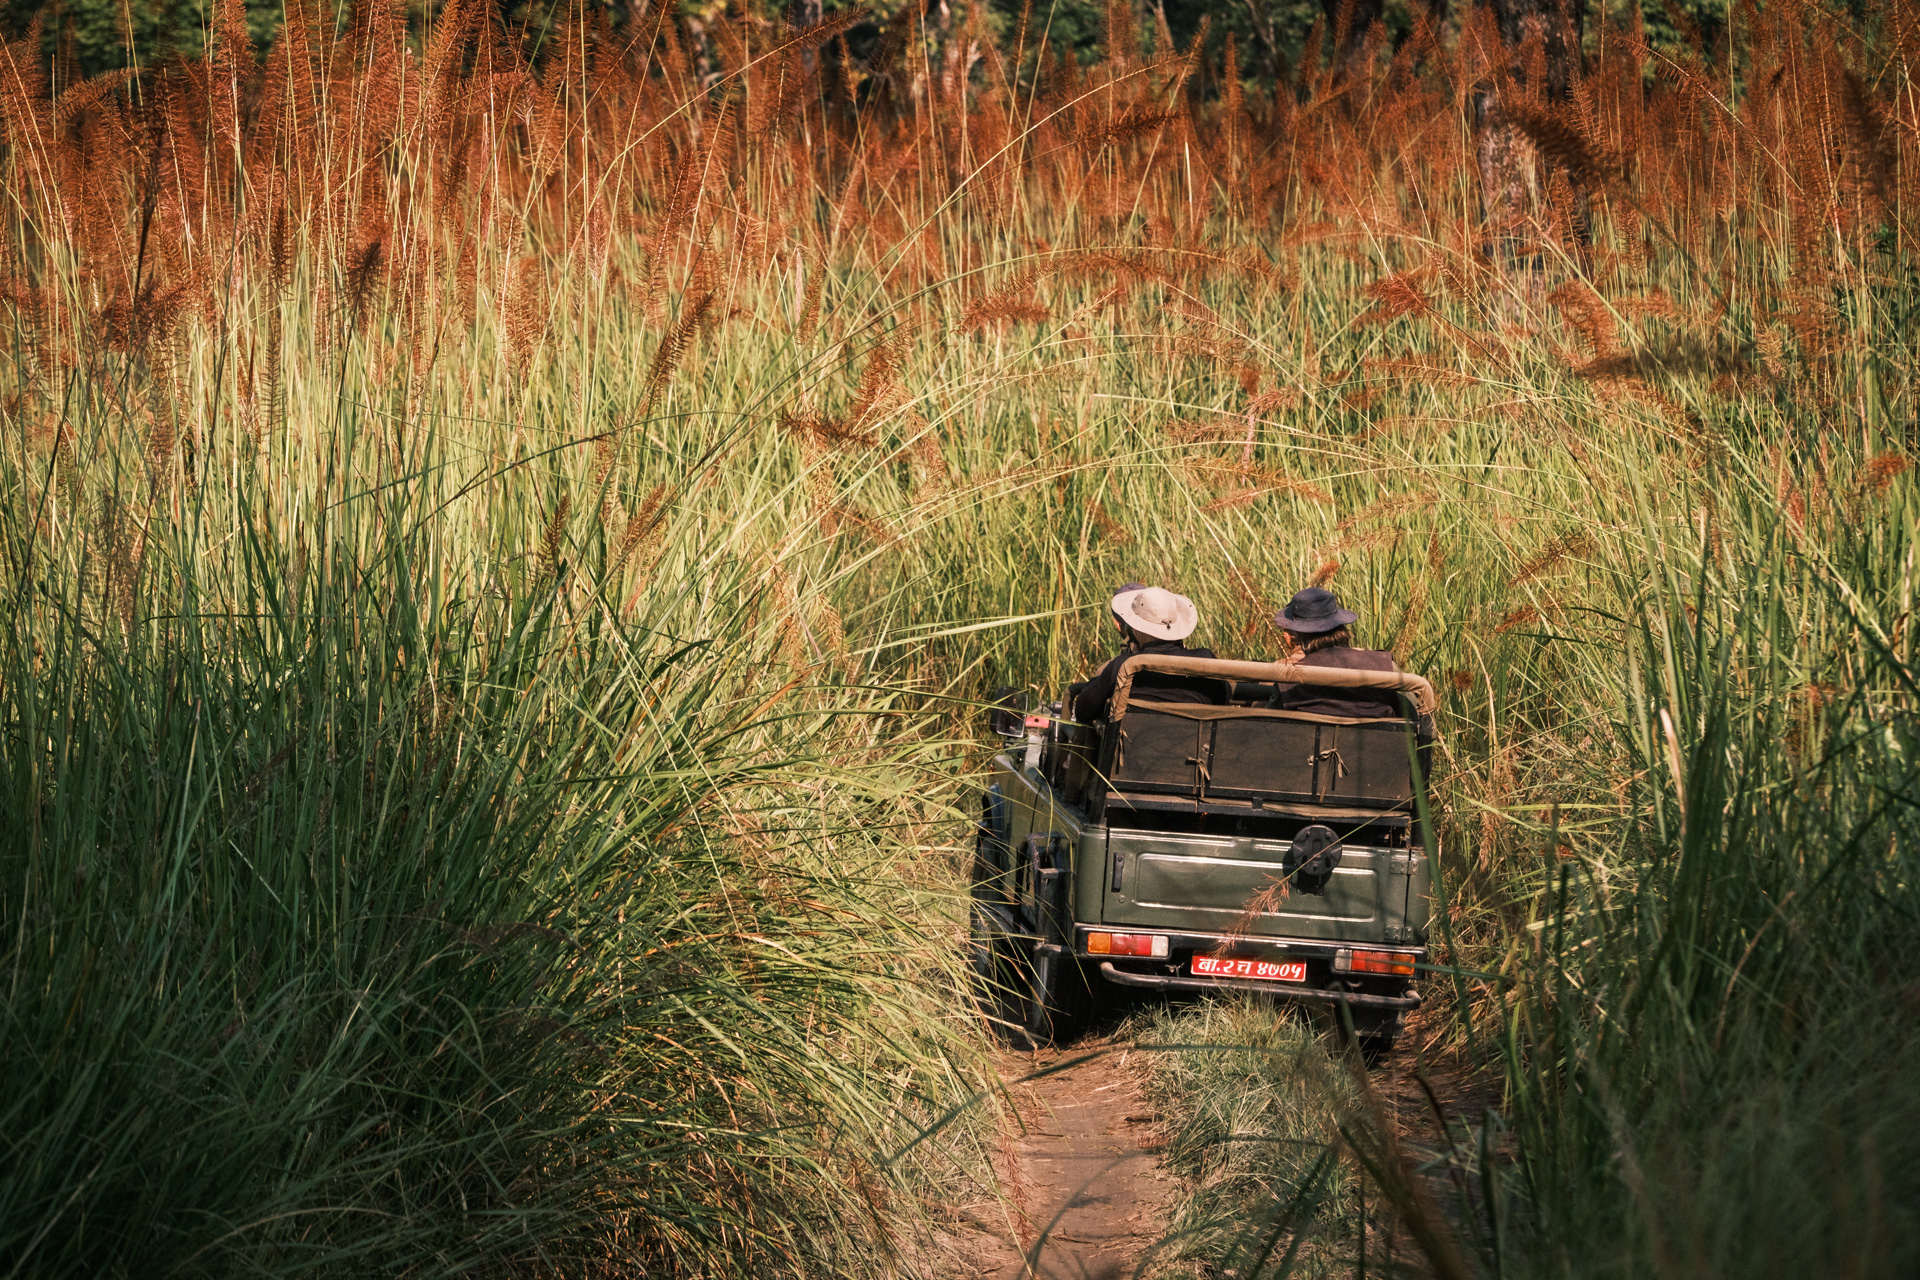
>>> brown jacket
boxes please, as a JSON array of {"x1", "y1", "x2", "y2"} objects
[{"x1": 1275, "y1": 645, "x2": 1403, "y2": 719}]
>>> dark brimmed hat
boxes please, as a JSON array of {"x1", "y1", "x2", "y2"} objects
[{"x1": 1275, "y1": 586, "x2": 1357, "y2": 634}]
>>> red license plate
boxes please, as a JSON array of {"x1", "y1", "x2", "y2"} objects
[{"x1": 1191, "y1": 956, "x2": 1308, "y2": 982}]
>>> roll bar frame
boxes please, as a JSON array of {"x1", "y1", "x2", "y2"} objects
[{"x1": 1109, "y1": 653, "x2": 1438, "y2": 720}]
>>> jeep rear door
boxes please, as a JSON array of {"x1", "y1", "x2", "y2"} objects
[{"x1": 1099, "y1": 821, "x2": 1420, "y2": 944}]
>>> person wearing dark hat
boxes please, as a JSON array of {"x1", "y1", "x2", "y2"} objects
[
  {"x1": 1072, "y1": 584, "x2": 1228, "y2": 723},
  {"x1": 1270, "y1": 587, "x2": 1405, "y2": 719}
]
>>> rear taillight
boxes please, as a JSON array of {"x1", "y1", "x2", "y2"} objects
[
  {"x1": 1333, "y1": 948, "x2": 1417, "y2": 976},
  {"x1": 1085, "y1": 932, "x2": 1169, "y2": 958}
]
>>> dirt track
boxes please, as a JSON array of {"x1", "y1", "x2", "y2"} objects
[
  {"x1": 948, "y1": 1008, "x2": 1494, "y2": 1279},
  {"x1": 961, "y1": 1037, "x2": 1174, "y2": 1280}
]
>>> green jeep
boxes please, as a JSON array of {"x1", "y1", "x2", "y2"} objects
[{"x1": 969, "y1": 653, "x2": 1438, "y2": 1056}]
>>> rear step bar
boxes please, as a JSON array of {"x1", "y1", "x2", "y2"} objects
[{"x1": 1096, "y1": 961, "x2": 1422, "y2": 1010}]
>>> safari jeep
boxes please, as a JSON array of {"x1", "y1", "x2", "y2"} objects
[{"x1": 969, "y1": 653, "x2": 1437, "y2": 1056}]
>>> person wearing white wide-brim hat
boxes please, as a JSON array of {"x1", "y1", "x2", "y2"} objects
[{"x1": 1072, "y1": 584, "x2": 1227, "y2": 723}]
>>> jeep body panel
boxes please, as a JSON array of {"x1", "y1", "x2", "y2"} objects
[
  {"x1": 1103, "y1": 825, "x2": 1420, "y2": 940},
  {"x1": 989, "y1": 756, "x2": 1425, "y2": 942}
]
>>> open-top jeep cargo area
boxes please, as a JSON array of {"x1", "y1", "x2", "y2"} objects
[{"x1": 970, "y1": 654, "x2": 1438, "y2": 1055}]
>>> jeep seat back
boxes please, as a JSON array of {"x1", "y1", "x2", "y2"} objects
[
  {"x1": 1105, "y1": 703, "x2": 1417, "y2": 809},
  {"x1": 1097, "y1": 655, "x2": 1436, "y2": 813}
]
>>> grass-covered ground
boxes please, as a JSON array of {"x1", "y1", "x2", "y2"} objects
[
  {"x1": 1124, "y1": 1000, "x2": 1365, "y2": 1279},
  {"x1": 3, "y1": 0, "x2": 1918, "y2": 1274}
]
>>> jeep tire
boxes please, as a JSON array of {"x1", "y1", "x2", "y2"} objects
[
  {"x1": 968, "y1": 902, "x2": 1032, "y2": 1046},
  {"x1": 1022, "y1": 946, "x2": 1100, "y2": 1046}
]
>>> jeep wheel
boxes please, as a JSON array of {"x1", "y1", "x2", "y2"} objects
[
  {"x1": 968, "y1": 902, "x2": 1032, "y2": 1046},
  {"x1": 1022, "y1": 946, "x2": 1099, "y2": 1047},
  {"x1": 1358, "y1": 1031, "x2": 1399, "y2": 1064},
  {"x1": 1333, "y1": 1007, "x2": 1403, "y2": 1064}
]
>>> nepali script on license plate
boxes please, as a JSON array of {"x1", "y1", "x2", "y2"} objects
[{"x1": 1191, "y1": 956, "x2": 1307, "y2": 982}]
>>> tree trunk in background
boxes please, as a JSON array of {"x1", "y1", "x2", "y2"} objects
[
  {"x1": 1319, "y1": 0, "x2": 1384, "y2": 84},
  {"x1": 801, "y1": 0, "x2": 822, "y2": 76},
  {"x1": 1240, "y1": 0, "x2": 1288, "y2": 89},
  {"x1": 1475, "y1": 0, "x2": 1586, "y2": 252}
]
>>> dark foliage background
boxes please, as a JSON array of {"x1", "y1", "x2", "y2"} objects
[{"x1": 3, "y1": 0, "x2": 1731, "y2": 87}]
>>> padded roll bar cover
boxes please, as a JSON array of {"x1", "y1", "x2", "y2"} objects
[{"x1": 1109, "y1": 654, "x2": 1437, "y2": 720}]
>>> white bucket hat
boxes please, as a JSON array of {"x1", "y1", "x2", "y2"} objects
[{"x1": 1110, "y1": 586, "x2": 1198, "y2": 642}]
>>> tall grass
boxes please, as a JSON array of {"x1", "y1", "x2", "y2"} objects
[
  {"x1": 4, "y1": 0, "x2": 1919, "y2": 1273},
  {"x1": 1482, "y1": 466, "x2": 1920, "y2": 1277},
  {"x1": 0, "y1": 420, "x2": 996, "y2": 1270}
]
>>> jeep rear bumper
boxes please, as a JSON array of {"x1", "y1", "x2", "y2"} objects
[{"x1": 1095, "y1": 961, "x2": 1422, "y2": 1009}]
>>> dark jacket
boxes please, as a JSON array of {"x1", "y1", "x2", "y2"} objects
[
  {"x1": 1275, "y1": 645, "x2": 1404, "y2": 719},
  {"x1": 1073, "y1": 639, "x2": 1227, "y2": 723}
]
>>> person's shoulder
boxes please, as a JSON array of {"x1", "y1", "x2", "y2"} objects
[
  {"x1": 1184, "y1": 644, "x2": 1219, "y2": 659},
  {"x1": 1304, "y1": 646, "x2": 1396, "y2": 671}
]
